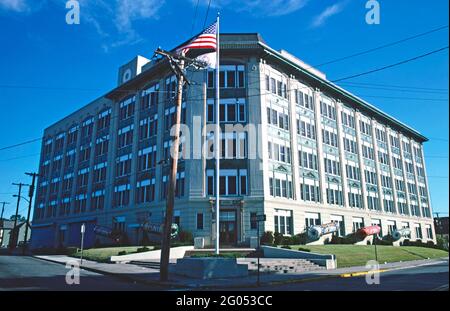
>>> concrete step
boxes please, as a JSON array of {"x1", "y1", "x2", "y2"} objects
[{"x1": 237, "y1": 258, "x2": 325, "y2": 274}]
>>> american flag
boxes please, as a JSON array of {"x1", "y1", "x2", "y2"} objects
[{"x1": 178, "y1": 22, "x2": 217, "y2": 55}]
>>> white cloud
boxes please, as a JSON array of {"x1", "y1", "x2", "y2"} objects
[
  {"x1": 311, "y1": 3, "x2": 344, "y2": 28},
  {"x1": 0, "y1": 0, "x2": 29, "y2": 12},
  {"x1": 192, "y1": 0, "x2": 308, "y2": 17}
]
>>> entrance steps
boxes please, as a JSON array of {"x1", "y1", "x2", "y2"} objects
[{"x1": 237, "y1": 258, "x2": 325, "y2": 274}]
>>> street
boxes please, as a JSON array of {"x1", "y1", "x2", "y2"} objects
[
  {"x1": 0, "y1": 256, "x2": 167, "y2": 291},
  {"x1": 226, "y1": 259, "x2": 449, "y2": 291}
]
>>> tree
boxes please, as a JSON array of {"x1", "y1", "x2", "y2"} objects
[{"x1": 10, "y1": 215, "x2": 26, "y2": 222}]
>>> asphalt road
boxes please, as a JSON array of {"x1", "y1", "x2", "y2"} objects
[
  {"x1": 0, "y1": 255, "x2": 167, "y2": 291},
  {"x1": 227, "y1": 259, "x2": 449, "y2": 291}
]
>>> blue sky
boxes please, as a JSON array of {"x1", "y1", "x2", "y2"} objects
[{"x1": 0, "y1": 0, "x2": 448, "y2": 219}]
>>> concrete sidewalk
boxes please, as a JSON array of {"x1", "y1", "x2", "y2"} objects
[{"x1": 34, "y1": 255, "x2": 449, "y2": 290}]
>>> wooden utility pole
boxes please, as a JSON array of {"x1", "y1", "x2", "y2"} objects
[
  {"x1": 23, "y1": 172, "x2": 39, "y2": 255},
  {"x1": 0, "y1": 202, "x2": 9, "y2": 220},
  {"x1": 11, "y1": 182, "x2": 29, "y2": 248},
  {"x1": 155, "y1": 48, "x2": 206, "y2": 282}
]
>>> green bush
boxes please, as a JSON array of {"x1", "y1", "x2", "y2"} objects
[
  {"x1": 137, "y1": 246, "x2": 150, "y2": 253},
  {"x1": 281, "y1": 245, "x2": 292, "y2": 249},
  {"x1": 117, "y1": 250, "x2": 127, "y2": 256},
  {"x1": 260, "y1": 231, "x2": 274, "y2": 245},
  {"x1": 273, "y1": 232, "x2": 284, "y2": 245},
  {"x1": 178, "y1": 230, "x2": 193, "y2": 244}
]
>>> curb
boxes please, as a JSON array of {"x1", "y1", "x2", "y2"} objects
[{"x1": 32, "y1": 256, "x2": 187, "y2": 289}]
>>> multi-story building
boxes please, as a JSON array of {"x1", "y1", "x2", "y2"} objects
[{"x1": 30, "y1": 34, "x2": 436, "y2": 249}]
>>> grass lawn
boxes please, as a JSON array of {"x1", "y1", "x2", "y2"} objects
[
  {"x1": 69, "y1": 246, "x2": 155, "y2": 263},
  {"x1": 290, "y1": 245, "x2": 448, "y2": 268}
]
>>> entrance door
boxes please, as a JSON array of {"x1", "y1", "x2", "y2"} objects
[{"x1": 219, "y1": 210, "x2": 237, "y2": 245}]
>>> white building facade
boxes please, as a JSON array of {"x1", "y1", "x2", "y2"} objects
[{"x1": 30, "y1": 34, "x2": 436, "y2": 249}]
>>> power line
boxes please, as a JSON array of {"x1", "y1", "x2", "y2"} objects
[
  {"x1": 338, "y1": 81, "x2": 448, "y2": 92},
  {"x1": 203, "y1": 0, "x2": 212, "y2": 29},
  {"x1": 352, "y1": 94, "x2": 448, "y2": 102},
  {"x1": 311, "y1": 25, "x2": 449, "y2": 68},
  {"x1": 336, "y1": 84, "x2": 448, "y2": 95},
  {"x1": 0, "y1": 138, "x2": 41, "y2": 152},
  {"x1": 190, "y1": 0, "x2": 200, "y2": 37},
  {"x1": 332, "y1": 46, "x2": 449, "y2": 82},
  {"x1": 0, "y1": 153, "x2": 40, "y2": 162}
]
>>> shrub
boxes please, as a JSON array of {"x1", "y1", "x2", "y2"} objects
[
  {"x1": 178, "y1": 230, "x2": 193, "y2": 244},
  {"x1": 137, "y1": 246, "x2": 150, "y2": 253},
  {"x1": 281, "y1": 245, "x2": 291, "y2": 249},
  {"x1": 117, "y1": 251, "x2": 127, "y2": 256},
  {"x1": 260, "y1": 231, "x2": 274, "y2": 245},
  {"x1": 273, "y1": 232, "x2": 284, "y2": 246}
]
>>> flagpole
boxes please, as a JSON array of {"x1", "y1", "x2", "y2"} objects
[{"x1": 215, "y1": 13, "x2": 220, "y2": 255}]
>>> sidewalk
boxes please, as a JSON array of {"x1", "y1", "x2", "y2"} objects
[{"x1": 34, "y1": 255, "x2": 449, "y2": 289}]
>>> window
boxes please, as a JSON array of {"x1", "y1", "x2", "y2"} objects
[
  {"x1": 162, "y1": 172, "x2": 185, "y2": 198},
  {"x1": 197, "y1": 213, "x2": 204, "y2": 230},
  {"x1": 91, "y1": 190, "x2": 105, "y2": 210},
  {"x1": 267, "y1": 107, "x2": 289, "y2": 130},
  {"x1": 208, "y1": 65, "x2": 245, "y2": 88},
  {"x1": 97, "y1": 109, "x2": 111, "y2": 130},
  {"x1": 79, "y1": 144, "x2": 91, "y2": 163},
  {"x1": 274, "y1": 209, "x2": 293, "y2": 235},
  {"x1": 415, "y1": 224, "x2": 423, "y2": 239},
  {"x1": 390, "y1": 135, "x2": 400, "y2": 149},
  {"x1": 359, "y1": 120, "x2": 371, "y2": 136},
  {"x1": 61, "y1": 198, "x2": 70, "y2": 216},
  {"x1": 343, "y1": 138, "x2": 357, "y2": 154},
  {"x1": 385, "y1": 221, "x2": 396, "y2": 236},
  {"x1": 138, "y1": 146, "x2": 157, "y2": 171},
  {"x1": 352, "y1": 217, "x2": 365, "y2": 232},
  {"x1": 384, "y1": 199, "x2": 395, "y2": 213},
  {"x1": 136, "y1": 178, "x2": 156, "y2": 203},
  {"x1": 165, "y1": 103, "x2": 187, "y2": 130},
  {"x1": 139, "y1": 115, "x2": 158, "y2": 140},
  {"x1": 116, "y1": 154, "x2": 132, "y2": 177},
  {"x1": 300, "y1": 183, "x2": 320, "y2": 202},
  {"x1": 346, "y1": 164, "x2": 360, "y2": 181},
  {"x1": 341, "y1": 111, "x2": 355, "y2": 128},
  {"x1": 378, "y1": 151, "x2": 389, "y2": 165},
  {"x1": 362, "y1": 145, "x2": 374, "y2": 160},
  {"x1": 326, "y1": 188, "x2": 343, "y2": 205},
  {"x1": 297, "y1": 119, "x2": 316, "y2": 140},
  {"x1": 322, "y1": 129, "x2": 338, "y2": 147},
  {"x1": 165, "y1": 75, "x2": 177, "y2": 100},
  {"x1": 305, "y1": 212, "x2": 321, "y2": 228},
  {"x1": 50, "y1": 177, "x2": 60, "y2": 194},
  {"x1": 117, "y1": 125, "x2": 134, "y2": 149},
  {"x1": 295, "y1": 90, "x2": 314, "y2": 110},
  {"x1": 365, "y1": 170, "x2": 377, "y2": 185},
  {"x1": 206, "y1": 169, "x2": 247, "y2": 196},
  {"x1": 114, "y1": 184, "x2": 130, "y2": 207},
  {"x1": 320, "y1": 101, "x2": 336, "y2": 120},
  {"x1": 425, "y1": 225, "x2": 433, "y2": 240},
  {"x1": 265, "y1": 75, "x2": 287, "y2": 99},
  {"x1": 398, "y1": 202, "x2": 409, "y2": 215},
  {"x1": 348, "y1": 192, "x2": 363, "y2": 208},
  {"x1": 93, "y1": 162, "x2": 107, "y2": 183},
  {"x1": 141, "y1": 83, "x2": 159, "y2": 110},
  {"x1": 324, "y1": 158, "x2": 340, "y2": 176},
  {"x1": 392, "y1": 156, "x2": 402, "y2": 170},
  {"x1": 74, "y1": 193, "x2": 87, "y2": 213},
  {"x1": 298, "y1": 151, "x2": 318, "y2": 170},
  {"x1": 65, "y1": 149, "x2": 76, "y2": 168},
  {"x1": 67, "y1": 126, "x2": 78, "y2": 145},
  {"x1": 113, "y1": 216, "x2": 126, "y2": 233},
  {"x1": 367, "y1": 195, "x2": 380, "y2": 211},
  {"x1": 119, "y1": 96, "x2": 135, "y2": 120},
  {"x1": 269, "y1": 174, "x2": 293, "y2": 199},
  {"x1": 81, "y1": 118, "x2": 94, "y2": 138},
  {"x1": 54, "y1": 133, "x2": 65, "y2": 152},
  {"x1": 268, "y1": 141, "x2": 291, "y2": 164},
  {"x1": 375, "y1": 128, "x2": 387, "y2": 142},
  {"x1": 395, "y1": 179, "x2": 406, "y2": 192},
  {"x1": 207, "y1": 98, "x2": 245, "y2": 123},
  {"x1": 62, "y1": 173, "x2": 73, "y2": 192},
  {"x1": 95, "y1": 136, "x2": 109, "y2": 157},
  {"x1": 331, "y1": 215, "x2": 345, "y2": 237},
  {"x1": 381, "y1": 175, "x2": 392, "y2": 188},
  {"x1": 77, "y1": 168, "x2": 89, "y2": 188}
]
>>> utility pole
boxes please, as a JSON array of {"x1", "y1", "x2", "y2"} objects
[
  {"x1": 11, "y1": 182, "x2": 29, "y2": 249},
  {"x1": 0, "y1": 202, "x2": 9, "y2": 220},
  {"x1": 23, "y1": 172, "x2": 39, "y2": 255},
  {"x1": 155, "y1": 48, "x2": 207, "y2": 282}
]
